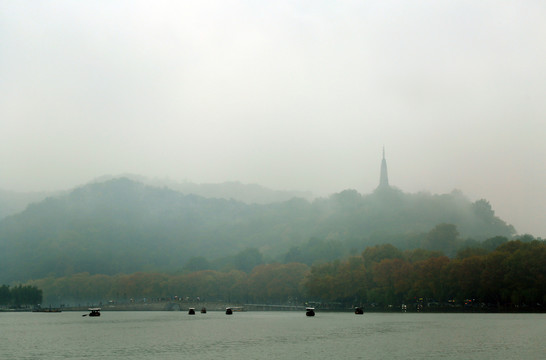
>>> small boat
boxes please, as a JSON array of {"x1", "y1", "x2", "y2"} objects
[
  {"x1": 354, "y1": 307, "x2": 364, "y2": 315},
  {"x1": 225, "y1": 307, "x2": 233, "y2": 315},
  {"x1": 306, "y1": 307, "x2": 315, "y2": 317},
  {"x1": 188, "y1": 308, "x2": 195, "y2": 315},
  {"x1": 200, "y1": 307, "x2": 207, "y2": 314},
  {"x1": 88, "y1": 308, "x2": 101, "y2": 317}
]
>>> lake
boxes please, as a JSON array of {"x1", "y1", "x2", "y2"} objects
[{"x1": 1, "y1": 311, "x2": 544, "y2": 359}]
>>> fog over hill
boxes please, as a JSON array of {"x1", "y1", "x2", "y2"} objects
[
  {"x1": 90, "y1": 174, "x2": 314, "y2": 204},
  {"x1": 0, "y1": 177, "x2": 516, "y2": 284},
  {"x1": 0, "y1": 176, "x2": 313, "y2": 221},
  {"x1": 0, "y1": 189, "x2": 66, "y2": 222}
]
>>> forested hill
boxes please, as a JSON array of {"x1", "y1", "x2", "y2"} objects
[{"x1": 0, "y1": 178, "x2": 515, "y2": 283}]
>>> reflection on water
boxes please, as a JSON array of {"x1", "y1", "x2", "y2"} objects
[{"x1": 1, "y1": 311, "x2": 544, "y2": 359}]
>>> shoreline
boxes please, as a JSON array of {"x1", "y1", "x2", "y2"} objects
[{"x1": 5, "y1": 302, "x2": 543, "y2": 314}]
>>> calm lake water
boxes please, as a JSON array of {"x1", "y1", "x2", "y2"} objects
[{"x1": 1, "y1": 311, "x2": 544, "y2": 359}]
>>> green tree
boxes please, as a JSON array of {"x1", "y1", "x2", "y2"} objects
[
  {"x1": 0, "y1": 284, "x2": 11, "y2": 305},
  {"x1": 446, "y1": 256, "x2": 484, "y2": 300},
  {"x1": 403, "y1": 248, "x2": 444, "y2": 263},
  {"x1": 482, "y1": 236, "x2": 508, "y2": 251},
  {"x1": 502, "y1": 241, "x2": 546, "y2": 305},
  {"x1": 10, "y1": 284, "x2": 42, "y2": 306},
  {"x1": 456, "y1": 247, "x2": 488, "y2": 259},
  {"x1": 481, "y1": 251, "x2": 510, "y2": 304},
  {"x1": 303, "y1": 261, "x2": 339, "y2": 301},
  {"x1": 422, "y1": 224, "x2": 459, "y2": 257}
]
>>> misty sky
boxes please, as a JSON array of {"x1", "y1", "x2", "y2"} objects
[{"x1": 1, "y1": 1, "x2": 545, "y2": 237}]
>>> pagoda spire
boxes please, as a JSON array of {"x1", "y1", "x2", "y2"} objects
[{"x1": 378, "y1": 147, "x2": 390, "y2": 189}]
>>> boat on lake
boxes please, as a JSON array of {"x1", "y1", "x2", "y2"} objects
[
  {"x1": 354, "y1": 307, "x2": 364, "y2": 315},
  {"x1": 188, "y1": 308, "x2": 196, "y2": 315},
  {"x1": 305, "y1": 307, "x2": 315, "y2": 316},
  {"x1": 88, "y1": 308, "x2": 101, "y2": 317}
]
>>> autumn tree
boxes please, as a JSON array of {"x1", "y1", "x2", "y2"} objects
[
  {"x1": 362, "y1": 244, "x2": 403, "y2": 267},
  {"x1": 247, "y1": 263, "x2": 309, "y2": 303},
  {"x1": 411, "y1": 256, "x2": 450, "y2": 300},
  {"x1": 332, "y1": 256, "x2": 367, "y2": 303},
  {"x1": 371, "y1": 258, "x2": 413, "y2": 304}
]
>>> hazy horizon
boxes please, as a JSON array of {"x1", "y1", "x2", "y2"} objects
[{"x1": 1, "y1": 1, "x2": 545, "y2": 237}]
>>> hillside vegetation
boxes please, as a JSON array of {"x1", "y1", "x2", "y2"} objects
[{"x1": 0, "y1": 178, "x2": 515, "y2": 284}]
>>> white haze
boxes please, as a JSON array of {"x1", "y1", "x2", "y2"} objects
[{"x1": 1, "y1": 1, "x2": 545, "y2": 237}]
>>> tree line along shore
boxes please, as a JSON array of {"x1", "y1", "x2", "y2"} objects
[{"x1": 2, "y1": 238, "x2": 542, "y2": 313}]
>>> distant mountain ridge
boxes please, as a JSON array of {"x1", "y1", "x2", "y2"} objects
[
  {"x1": 0, "y1": 177, "x2": 516, "y2": 284},
  {"x1": 0, "y1": 175, "x2": 314, "y2": 221},
  {"x1": 90, "y1": 174, "x2": 314, "y2": 204}
]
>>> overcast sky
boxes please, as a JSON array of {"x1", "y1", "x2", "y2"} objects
[{"x1": 1, "y1": 1, "x2": 545, "y2": 237}]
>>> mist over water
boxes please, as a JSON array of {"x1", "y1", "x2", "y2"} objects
[{"x1": 2, "y1": 311, "x2": 544, "y2": 359}]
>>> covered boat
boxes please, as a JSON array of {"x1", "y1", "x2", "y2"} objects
[{"x1": 88, "y1": 308, "x2": 101, "y2": 317}]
